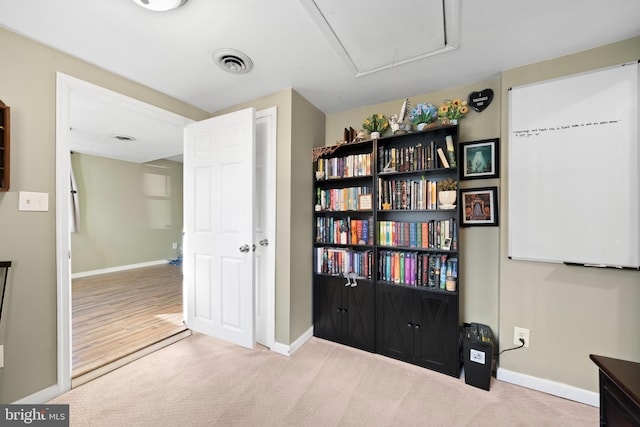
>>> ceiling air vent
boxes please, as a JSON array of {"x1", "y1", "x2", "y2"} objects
[
  {"x1": 213, "y1": 49, "x2": 253, "y2": 74},
  {"x1": 113, "y1": 134, "x2": 136, "y2": 142}
]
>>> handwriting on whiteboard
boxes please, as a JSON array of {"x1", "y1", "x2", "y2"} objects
[{"x1": 512, "y1": 119, "x2": 622, "y2": 138}]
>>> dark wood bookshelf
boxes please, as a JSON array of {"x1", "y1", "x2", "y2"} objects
[
  {"x1": 312, "y1": 125, "x2": 461, "y2": 377},
  {"x1": 0, "y1": 100, "x2": 10, "y2": 191}
]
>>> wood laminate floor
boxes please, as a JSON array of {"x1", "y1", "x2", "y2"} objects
[{"x1": 72, "y1": 263, "x2": 186, "y2": 378}]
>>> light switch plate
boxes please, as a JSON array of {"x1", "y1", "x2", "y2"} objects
[{"x1": 19, "y1": 191, "x2": 49, "y2": 212}]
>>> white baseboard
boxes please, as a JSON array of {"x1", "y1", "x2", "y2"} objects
[
  {"x1": 270, "y1": 327, "x2": 313, "y2": 357},
  {"x1": 289, "y1": 327, "x2": 313, "y2": 354},
  {"x1": 496, "y1": 367, "x2": 599, "y2": 407},
  {"x1": 72, "y1": 260, "x2": 170, "y2": 279},
  {"x1": 13, "y1": 385, "x2": 62, "y2": 404}
]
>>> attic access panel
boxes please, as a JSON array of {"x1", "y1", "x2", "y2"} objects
[{"x1": 301, "y1": 0, "x2": 459, "y2": 76}]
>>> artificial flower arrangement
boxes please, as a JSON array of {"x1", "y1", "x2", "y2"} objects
[
  {"x1": 438, "y1": 98, "x2": 469, "y2": 121},
  {"x1": 362, "y1": 113, "x2": 389, "y2": 134},
  {"x1": 408, "y1": 102, "x2": 438, "y2": 125}
]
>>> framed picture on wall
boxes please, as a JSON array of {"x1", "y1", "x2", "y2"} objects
[
  {"x1": 460, "y1": 138, "x2": 500, "y2": 180},
  {"x1": 460, "y1": 187, "x2": 499, "y2": 226}
]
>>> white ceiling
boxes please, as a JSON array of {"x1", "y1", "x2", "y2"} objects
[
  {"x1": 0, "y1": 0, "x2": 639, "y2": 162},
  {"x1": 68, "y1": 86, "x2": 191, "y2": 163}
]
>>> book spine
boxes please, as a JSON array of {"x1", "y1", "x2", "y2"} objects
[
  {"x1": 439, "y1": 254, "x2": 448, "y2": 289},
  {"x1": 437, "y1": 147, "x2": 450, "y2": 168},
  {"x1": 409, "y1": 222, "x2": 417, "y2": 248},
  {"x1": 445, "y1": 135, "x2": 456, "y2": 168}
]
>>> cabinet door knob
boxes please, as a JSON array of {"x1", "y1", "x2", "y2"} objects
[
  {"x1": 407, "y1": 322, "x2": 413, "y2": 328},
  {"x1": 415, "y1": 324, "x2": 420, "y2": 329},
  {"x1": 259, "y1": 239, "x2": 269, "y2": 246},
  {"x1": 239, "y1": 244, "x2": 250, "y2": 253}
]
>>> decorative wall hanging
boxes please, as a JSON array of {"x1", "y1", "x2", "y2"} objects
[
  {"x1": 460, "y1": 138, "x2": 500, "y2": 180},
  {"x1": 468, "y1": 89, "x2": 494, "y2": 112},
  {"x1": 460, "y1": 187, "x2": 499, "y2": 227}
]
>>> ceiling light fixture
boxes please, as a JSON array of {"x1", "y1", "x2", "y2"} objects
[
  {"x1": 131, "y1": 0, "x2": 188, "y2": 12},
  {"x1": 213, "y1": 49, "x2": 253, "y2": 74}
]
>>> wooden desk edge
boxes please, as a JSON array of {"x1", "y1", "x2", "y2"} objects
[{"x1": 590, "y1": 353, "x2": 640, "y2": 406}]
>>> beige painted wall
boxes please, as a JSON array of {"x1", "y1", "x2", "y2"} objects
[
  {"x1": 498, "y1": 36, "x2": 640, "y2": 393},
  {"x1": 289, "y1": 91, "x2": 325, "y2": 342},
  {"x1": 0, "y1": 27, "x2": 208, "y2": 403},
  {"x1": 325, "y1": 80, "x2": 502, "y2": 335},
  {"x1": 326, "y1": 36, "x2": 640, "y2": 395},
  {"x1": 213, "y1": 88, "x2": 325, "y2": 345},
  {"x1": 71, "y1": 154, "x2": 183, "y2": 273}
]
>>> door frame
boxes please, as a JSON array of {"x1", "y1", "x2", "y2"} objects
[
  {"x1": 54, "y1": 73, "x2": 277, "y2": 393},
  {"x1": 254, "y1": 107, "x2": 277, "y2": 350}
]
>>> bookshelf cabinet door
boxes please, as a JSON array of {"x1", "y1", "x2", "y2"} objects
[
  {"x1": 414, "y1": 292, "x2": 460, "y2": 376},
  {"x1": 376, "y1": 284, "x2": 415, "y2": 362},
  {"x1": 314, "y1": 276, "x2": 345, "y2": 342},
  {"x1": 344, "y1": 281, "x2": 375, "y2": 352}
]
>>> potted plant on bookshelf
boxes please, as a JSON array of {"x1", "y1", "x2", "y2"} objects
[
  {"x1": 408, "y1": 102, "x2": 438, "y2": 131},
  {"x1": 438, "y1": 98, "x2": 469, "y2": 126},
  {"x1": 362, "y1": 113, "x2": 389, "y2": 139},
  {"x1": 437, "y1": 178, "x2": 458, "y2": 209}
]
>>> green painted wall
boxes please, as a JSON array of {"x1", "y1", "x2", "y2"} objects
[{"x1": 70, "y1": 154, "x2": 183, "y2": 273}]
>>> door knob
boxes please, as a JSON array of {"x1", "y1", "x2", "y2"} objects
[
  {"x1": 239, "y1": 244, "x2": 250, "y2": 253},
  {"x1": 259, "y1": 239, "x2": 269, "y2": 246}
]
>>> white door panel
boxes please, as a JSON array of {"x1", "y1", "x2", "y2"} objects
[{"x1": 184, "y1": 108, "x2": 255, "y2": 349}]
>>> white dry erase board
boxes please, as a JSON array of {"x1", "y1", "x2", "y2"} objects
[{"x1": 508, "y1": 62, "x2": 640, "y2": 268}]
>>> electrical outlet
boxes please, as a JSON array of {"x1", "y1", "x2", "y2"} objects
[
  {"x1": 172, "y1": 242, "x2": 178, "y2": 249},
  {"x1": 514, "y1": 327, "x2": 530, "y2": 348}
]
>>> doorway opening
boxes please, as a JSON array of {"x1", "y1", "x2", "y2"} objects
[
  {"x1": 56, "y1": 73, "x2": 277, "y2": 392},
  {"x1": 67, "y1": 129, "x2": 191, "y2": 385}
]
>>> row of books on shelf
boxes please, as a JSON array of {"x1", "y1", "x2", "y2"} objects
[
  {"x1": 378, "y1": 219, "x2": 457, "y2": 251},
  {"x1": 378, "y1": 137, "x2": 456, "y2": 173},
  {"x1": 313, "y1": 246, "x2": 458, "y2": 291},
  {"x1": 316, "y1": 153, "x2": 372, "y2": 180},
  {"x1": 379, "y1": 251, "x2": 458, "y2": 291},
  {"x1": 315, "y1": 217, "x2": 374, "y2": 245},
  {"x1": 316, "y1": 186, "x2": 372, "y2": 211},
  {"x1": 378, "y1": 177, "x2": 449, "y2": 210},
  {"x1": 314, "y1": 247, "x2": 373, "y2": 279}
]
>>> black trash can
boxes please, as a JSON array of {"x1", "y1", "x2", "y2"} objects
[{"x1": 461, "y1": 323, "x2": 495, "y2": 391}]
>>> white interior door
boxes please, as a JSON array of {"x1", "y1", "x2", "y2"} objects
[{"x1": 183, "y1": 107, "x2": 255, "y2": 349}]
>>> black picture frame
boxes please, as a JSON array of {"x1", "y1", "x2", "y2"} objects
[
  {"x1": 460, "y1": 138, "x2": 500, "y2": 180},
  {"x1": 460, "y1": 187, "x2": 499, "y2": 227}
]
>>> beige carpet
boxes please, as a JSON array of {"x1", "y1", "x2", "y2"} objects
[{"x1": 49, "y1": 333, "x2": 598, "y2": 426}]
